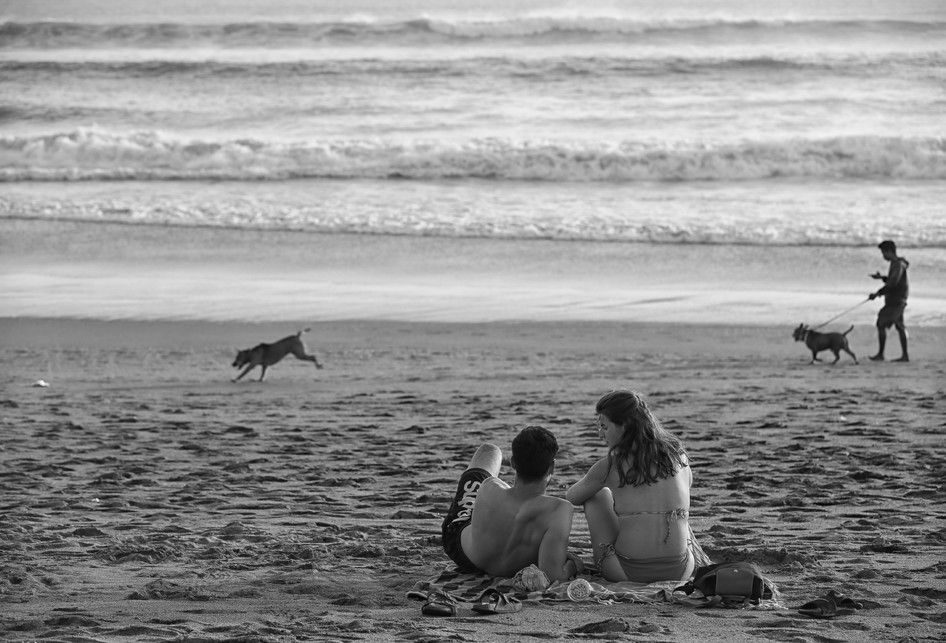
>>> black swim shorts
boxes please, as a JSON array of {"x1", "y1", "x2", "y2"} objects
[
  {"x1": 441, "y1": 467, "x2": 492, "y2": 572},
  {"x1": 877, "y1": 300, "x2": 907, "y2": 329}
]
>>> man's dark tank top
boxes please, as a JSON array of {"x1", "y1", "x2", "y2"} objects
[{"x1": 887, "y1": 258, "x2": 909, "y2": 302}]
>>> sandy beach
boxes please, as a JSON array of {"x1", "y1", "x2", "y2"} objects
[
  {"x1": 1, "y1": 317, "x2": 944, "y2": 642},
  {"x1": 2, "y1": 1, "x2": 945, "y2": 639}
]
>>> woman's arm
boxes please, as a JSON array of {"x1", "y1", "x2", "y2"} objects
[{"x1": 565, "y1": 457, "x2": 610, "y2": 506}]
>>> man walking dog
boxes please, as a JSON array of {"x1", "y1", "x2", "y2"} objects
[{"x1": 868, "y1": 240, "x2": 909, "y2": 362}]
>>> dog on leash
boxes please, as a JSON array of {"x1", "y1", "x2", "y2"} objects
[
  {"x1": 792, "y1": 324, "x2": 858, "y2": 364},
  {"x1": 232, "y1": 328, "x2": 323, "y2": 381}
]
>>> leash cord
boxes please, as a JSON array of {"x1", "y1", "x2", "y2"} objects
[{"x1": 812, "y1": 298, "x2": 871, "y2": 330}]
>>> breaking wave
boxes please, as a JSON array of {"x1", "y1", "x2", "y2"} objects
[
  {"x1": 3, "y1": 53, "x2": 941, "y2": 78},
  {"x1": 2, "y1": 17, "x2": 942, "y2": 48},
  {"x1": 2, "y1": 129, "x2": 944, "y2": 182}
]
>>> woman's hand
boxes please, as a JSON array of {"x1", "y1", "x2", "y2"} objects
[{"x1": 564, "y1": 552, "x2": 585, "y2": 579}]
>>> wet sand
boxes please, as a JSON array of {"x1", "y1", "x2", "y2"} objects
[
  {"x1": 4, "y1": 218, "x2": 946, "y2": 326},
  {"x1": 1, "y1": 317, "x2": 944, "y2": 641}
]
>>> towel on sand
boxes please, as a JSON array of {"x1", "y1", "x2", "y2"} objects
[
  {"x1": 409, "y1": 564, "x2": 785, "y2": 610},
  {"x1": 408, "y1": 566, "x2": 682, "y2": 606}
]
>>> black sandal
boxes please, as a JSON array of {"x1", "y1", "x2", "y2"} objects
[{"x1": 421, "y1": 589, "x2": 457, "y2": 617}]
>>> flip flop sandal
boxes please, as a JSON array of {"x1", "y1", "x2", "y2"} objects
[
  {"x1": 798, "y1": 597, "x2": 838, "y2": 619},
  {"x1": 421, "y1": 590, "x2": 457, "y2": 617},
  {"x1": 825, "y1": 590, "x2": 864, "y2": 610},
  {"x1": 797, "y1": 597, "x2": 856, "y2": 619},
  {"x1": 471, "y1": 588, "x2": 522, "y2": 615}
]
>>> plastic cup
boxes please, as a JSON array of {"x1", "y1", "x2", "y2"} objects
[{"x1": 566, "y1": 578, "x2": 593, "y2": 601}]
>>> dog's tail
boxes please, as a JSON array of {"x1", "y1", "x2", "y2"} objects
[
  {"x1": 297, "y1": 327, "x2": 311, "y2": 336},
  {"x1": 843, "y1": 325, "x2": 854, "y2": 336}
]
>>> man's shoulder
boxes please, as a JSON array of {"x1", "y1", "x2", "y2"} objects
[
  {"x1": 481, "y1": 485, "x2": 572, "y2": 514},
  {"x1": 473, "y1": 476, "x2": 508, "y2": 502},
  {"x1": 532, "y1": 494, "x2": 574, "y2": 517},
  {"x1": 478, "y1": 476, "x2": 510, "y2": 494},
  {"x1": 546, "y1": 494, "x2": 573, "y2": 509},
  {"x1": 539, "y1": 496, "x2": 575, "y2": 534}
]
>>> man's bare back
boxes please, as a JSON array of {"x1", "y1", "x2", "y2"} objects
[
  {"x1": 462, "y1": 477, "x2": 574, "y2": 579},
  {"x1": 440, "y1": 428, "x2": 579, "y2": 583}
]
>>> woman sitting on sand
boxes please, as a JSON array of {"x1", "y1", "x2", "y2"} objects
[{"x1": 566, "y1": 390, "x2": 707, "y2": 583}]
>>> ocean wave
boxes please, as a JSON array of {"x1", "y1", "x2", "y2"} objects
[
  {"x1": 3, "y1": 52, "x2": 940, "y2": 79},
  {"x1": 3, "y1": 201, "x2": 945, "y2": 249},
  {"x1": 1, "y1": 17, "x2": 942, "y2": 48},
  {"x1": 2, "y1": 130, "x2": 944, "y2": 182}
]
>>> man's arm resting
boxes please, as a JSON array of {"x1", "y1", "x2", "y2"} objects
[{"x1": 536, "y1": 503, "x2": 577, "y2": 582}]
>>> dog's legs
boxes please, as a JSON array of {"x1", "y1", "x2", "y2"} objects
[
  {"x1": 291, "y1": 347, "x2": 323, "y2": 370},
  {"x1": 843, "y1": 347, "x2": 858, "y2": 364},
  {"x1": 810, "y1": 352, "x2": 821, "y2": 364},
  {"x1": 831, "y1": 350, "x2": 841, "y2": 364},
  {"x1": 233, "y1": 364, "x2": 255, "y2": 382},
  {"x1": 259, "y1": 365, "x2": 268, "y2": 382}
]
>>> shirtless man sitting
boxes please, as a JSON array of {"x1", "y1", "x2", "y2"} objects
[{"x1": 440, "y1": 426, "x2": 580, "y2": 582}]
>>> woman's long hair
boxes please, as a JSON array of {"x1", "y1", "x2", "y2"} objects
[{"x1": 596, "y1": 390, "x2": 687, "y2": 486}]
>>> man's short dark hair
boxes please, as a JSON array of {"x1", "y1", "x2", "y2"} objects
[
  {"x1": 878, "y1": 240, "x2": 897, "y2": 252},
  {"x1": 512, "y1": 426, "x2": 558, "y2": 482}
]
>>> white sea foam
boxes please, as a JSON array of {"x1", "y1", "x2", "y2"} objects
[
  {"x1": 3, "y1": 129, "x2": 944, "y2": 183},
  {"x1": 3, "y1": 178, "x2": 945, "y2": 248}
]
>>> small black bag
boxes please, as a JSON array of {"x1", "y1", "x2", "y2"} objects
[{"x1": 675, "y1": 562, "x2": 773, "y2": 602}]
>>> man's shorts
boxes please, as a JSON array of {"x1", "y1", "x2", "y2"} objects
[
  {"x1": 441, "y1": 467, "x2": 492, "y2": 572},
  {"x1": 877, "y1": 300, "x2": 907, "y2": 329}
]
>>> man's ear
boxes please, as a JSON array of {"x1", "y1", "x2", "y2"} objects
[
  {"x1": 510, "y1": 455, "x2": 517, "y2": 471},
  {"x1": 548, "y1": 460, "x2": 555, "y2": 478}
]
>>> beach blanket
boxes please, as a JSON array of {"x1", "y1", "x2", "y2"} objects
[
  {"x1": 408, "y1": 566, "x2": 785, "y2": 610},
  {"x1": 408, "y1": 566, "x2": 681, "y2": 606}
]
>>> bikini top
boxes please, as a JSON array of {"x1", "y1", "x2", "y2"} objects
[{"x1": 614, "y1": 507, "x2": 689, "y2": 543}]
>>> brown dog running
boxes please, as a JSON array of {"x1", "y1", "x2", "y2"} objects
[
  {"x1": 232, "y1": 328, "x2": 323, "y2": 381},
  {"x1": 792, "y1": 324, "x2": 858, "y2": 365}
]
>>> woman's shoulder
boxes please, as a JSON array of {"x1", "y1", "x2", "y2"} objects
[{"x1": 590, "y1": 455, "x2": 616, "y2": 476}]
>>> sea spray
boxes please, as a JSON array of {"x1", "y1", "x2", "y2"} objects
[{"x1": 3, "y1": 130, "x2": 944, "y2": 182}]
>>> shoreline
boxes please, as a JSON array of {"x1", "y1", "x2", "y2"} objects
[{"x1": 4, "y1": 218, "x2": 946, "y2": 326}]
